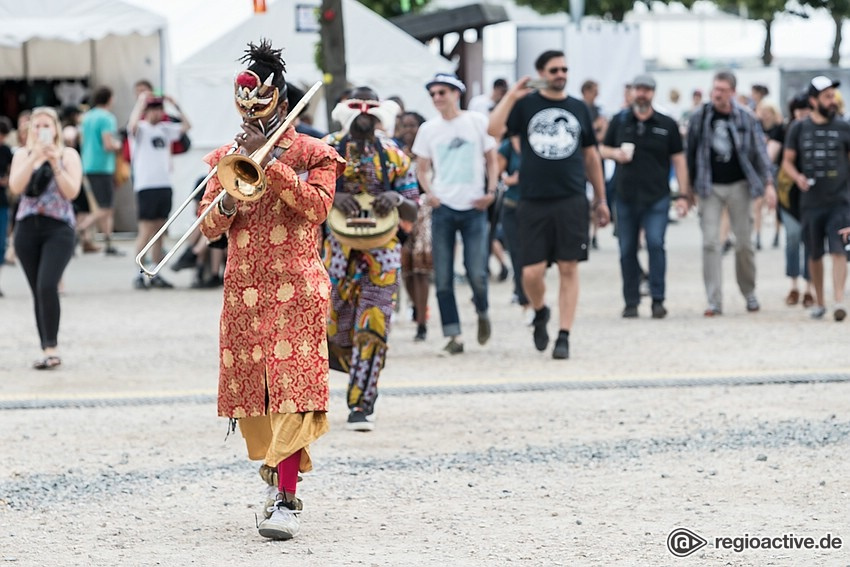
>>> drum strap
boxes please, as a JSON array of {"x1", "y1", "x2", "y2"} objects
[{"x1": 335, "y1": 135, "x2": 393, "y2": 196}]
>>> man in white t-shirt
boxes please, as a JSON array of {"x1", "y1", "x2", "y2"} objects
[
  {"x1": 468, "y1": 78, "x2": 508, "y2": 116},
  {"x1": 412, "y1": 73, "x2": 499, "y2": 354},
  {"x1": 128, "y1": 94, "x2": 190, "y2": 289}
]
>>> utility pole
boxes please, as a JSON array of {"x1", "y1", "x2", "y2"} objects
[{"x1": 319, "y1": 0, "x2": 348, "y2": 127}]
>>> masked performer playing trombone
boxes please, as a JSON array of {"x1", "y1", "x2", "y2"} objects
[
  {"x1": 198, "y1": 39, "x2": 344, "y2": 541},
  {"x1": 323, "y1": 87, "x2": 418, "y2": 432}
]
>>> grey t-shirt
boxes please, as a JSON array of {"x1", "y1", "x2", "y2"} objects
[{"x1": 785, "y1": 117, "x2": 850, "y2": 209}]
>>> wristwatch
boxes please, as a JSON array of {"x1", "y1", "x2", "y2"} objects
[{"x1": 218, "y1": 198, "x2": 237, "y2": 217}]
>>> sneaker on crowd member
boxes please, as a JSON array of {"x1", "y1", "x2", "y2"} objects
[
  {"x1": 477, "y1": 315, "x2": 491, "y2": 345},
  {"x1": 149, "y1": 275, "x2": 174, "y2": 289},
  {"x1": 257, "y1": 495, "x2": 302, "y2": 540},
  {"x1": 346, "y1": 408, "x2": 375, "y2": 432},
  {"x1": 532, "y1": 305, "x2": 550, "y2": 351},
  {"x1": 552, "y1": 331, "x2": 569, "y2": 359},
  {"x1": 442, "y1": 337, "x2": 464, "y2": 355},
  {"x1": 704, "y1": 305, "x2": 722, "y2": 317}
]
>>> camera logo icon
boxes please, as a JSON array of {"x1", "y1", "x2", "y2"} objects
[{"x1": 667, "y1": 527, "x2": 708, "y2": 557}]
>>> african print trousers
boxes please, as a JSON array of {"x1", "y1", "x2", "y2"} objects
[{"x1": 326, "y1": 237, "x2": 399, "y2": 416}]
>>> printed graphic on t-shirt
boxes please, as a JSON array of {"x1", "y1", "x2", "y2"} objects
[
  {"x1": 527, "y1": 108, "x2": 580, "y2": 160},
  {"x1": 712, "y1": 119, "x2": 733, "y2": 162},
  {"x1": 152, "y1": 137, "x2": 167, "y2": 149},
  {"x1": 801, "y1": 128, "x2": 843, "y2": 180},
  {"x1": 435, "y1": 137, "x2": 475, "y2": 183}
]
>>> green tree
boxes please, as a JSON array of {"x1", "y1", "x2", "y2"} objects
[
  {"x1": 714, "y1": 0, "x2": 792, "y2": 66},
  {"x1": 514, "y1": 0, "x2": 694, "y2": 23},
  {"x1": 358, "y1": 0, "x2": 430, "y2": 18},
  {"x1": 804, "y1": 0, "x2": 850, "y2": 65}
]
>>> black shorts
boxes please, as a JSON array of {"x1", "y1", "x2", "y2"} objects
[
  {"x1": 802, "y1": 204, "x2": 850, "y2": 260},
  {"x1": 86, "y1": 174, "x2": 114, "y2": 208},
  {"x1": 136, "y1": 187, "x2": 173, "y2": 221},
  {"x1": 517, "y1": 195, "x2": 589, "y2": 267},
  {"x1": 72, "y1": 182, "x2": 90, "y2": 214}
]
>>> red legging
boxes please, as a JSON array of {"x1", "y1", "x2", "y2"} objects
[{"x1": 277, "y1": 450, "x2": 301, "y2": 494}]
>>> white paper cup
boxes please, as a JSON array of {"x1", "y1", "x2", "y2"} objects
[{"x1": 620, "y1": 142, "x2": 635, "y2": 160}]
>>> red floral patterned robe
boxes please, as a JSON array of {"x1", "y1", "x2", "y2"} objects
[{"x1": 200, "y1": 127, "x2": 345, "y2": 418}]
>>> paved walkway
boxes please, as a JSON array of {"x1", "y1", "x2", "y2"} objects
[{"x1": 2, "y1": 213, "x2": 847, "y2": 403}]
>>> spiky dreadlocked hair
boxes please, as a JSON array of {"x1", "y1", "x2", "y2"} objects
[{"x1": 239, "y1": 38, "x2": 288, "y2": 97}]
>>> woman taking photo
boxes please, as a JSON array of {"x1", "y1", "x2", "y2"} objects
[{"x1": 9, "y1": 107, "x2": 82, "y2": 369}]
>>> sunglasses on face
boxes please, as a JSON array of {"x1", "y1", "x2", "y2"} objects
[
  {"x1": 346, "y1": 100, "x2": 380, "y2": 113},
  {"x1": 546, "y1": 66, "x2": 569, "y2": 75},
  {"x1": 429, "y1": 89, "x2": 449, "y2": 98}
]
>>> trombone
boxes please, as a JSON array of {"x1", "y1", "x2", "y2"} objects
[{"x1": 135, "y1": 80, "x2": 323, "y2": 278}]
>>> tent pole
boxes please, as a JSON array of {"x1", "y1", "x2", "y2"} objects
[
  {"x1": 158, "y1": 29, "x2": 165, "y2": 90},
  {"x1": 22, "y1": 41, "x2": 28, "y2": 78},
  {"x1": 90, "y1": 39, "x2": 97, "y2": 86}
]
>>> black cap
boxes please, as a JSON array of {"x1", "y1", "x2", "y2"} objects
[{"x1": 808, "y1": 75, "x2": 840, "y2": 97}]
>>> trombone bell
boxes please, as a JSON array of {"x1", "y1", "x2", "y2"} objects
[{"x1": 216, "y1": 153, "x2": 267, "y2": 202}]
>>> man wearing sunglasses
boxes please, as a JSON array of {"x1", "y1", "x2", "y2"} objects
[
  {"x1": 488, "y1": 50, "x2": 610, "y2": 360},
  {"x1": 413, "y1": 73, "x2": 499, "y2": 355}
]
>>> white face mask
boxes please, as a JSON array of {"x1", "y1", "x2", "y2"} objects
[{"x1": 331, "y1": 99, "x2": 400, "y2": 135}]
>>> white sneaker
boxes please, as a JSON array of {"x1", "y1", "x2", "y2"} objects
[
  {"x1": 258, "y1": 499, "x2": 301, "y2": 540},
  {"x1": 810, "y1": 305, "x2": 827, "y2": 319}
]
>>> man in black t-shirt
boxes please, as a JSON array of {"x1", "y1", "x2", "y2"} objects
[
  {"x1": 600, "y1": 74, "x2": 693, "y2": 320},
  {"x1": 489, "y1": 49, "x2": 610, "y2": 360},
  {"x1": 686, "y1": 70, "x2": 776, "y2": 317},
  {"x1": 782, "y1": 75, "x2": 850, "y2": 321}
]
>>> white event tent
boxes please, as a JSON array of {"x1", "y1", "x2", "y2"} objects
[
  {"x1": 163, "y1": 0, "x2": 455, "y2": 236},
  {"x1": 175, "y1": 0, "x2": 455, "y2": 148},
  {"x1": 0, "y1": 0, "x2": 169, "y2": 123}
]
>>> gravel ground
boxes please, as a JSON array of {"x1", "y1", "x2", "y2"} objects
[
  {"x1": 1, "y1": 215, "x2": 849, "y2": 566},
  {"x1": 1, "y1": 383, "x2": 848, "y2": 566}
]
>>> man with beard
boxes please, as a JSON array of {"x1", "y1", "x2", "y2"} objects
[
  {"x1": 782, "y1": 76, "x2": 850, "y2": 321},
  {"x1": 600, "y1": 74, "x2": 693, "y2": 319},
  {"x1": 324, "y1": 86, "x2": 419, "y2": 431},
  {"x1": 488, "y1": 50, "x2": 609, "y2": 360},
  {"x1": 686, "y1": 70, "x2": 776, "y2": 317}
]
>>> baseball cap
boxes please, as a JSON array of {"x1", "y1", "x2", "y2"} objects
[
  {"x1": 425, "y1": 73, "x2": 467, "y2": 94},
  {"x1": 632, "y1": 74, "x2": 656, "y2": 89},
  {"x1": 808, "y1": 76, "x2": 840, "y2": 97}
]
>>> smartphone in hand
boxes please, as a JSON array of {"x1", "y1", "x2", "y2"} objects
[
  {"x1": 38, "y1": 128, "x2": 52, "y2": 144},
  {"x1": 526, "y1": 79, "x2": 548, "y2": 90}
]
